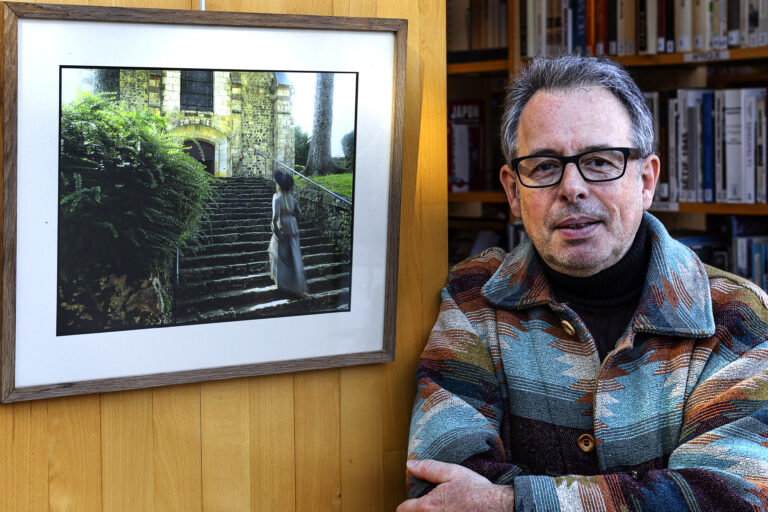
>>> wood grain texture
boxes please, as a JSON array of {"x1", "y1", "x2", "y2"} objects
[
  {"x1": 340, "y1": 364, "x2": 384, "y2": 512},
  {"x1": 249, "y1": 373, "x2": 295, "y2": 512},
  {"x1": 153, "y1": 384, "x2": 202, "y2": 512},
  {"x1": 47, "y1": 394, "x2": 102, "y2": 512},
  {"x1": 0, "y1": 0, "x2": 446, "y2": 508},
  {"x1": 295, "y1": 369, "x2": 342, "y2": 511},
  {"x1": 201, "y1": 378, "x2": 251, "y2": 512},
  {"x1": 101, "y1": 389, "x2": 154, "y2": 511}
]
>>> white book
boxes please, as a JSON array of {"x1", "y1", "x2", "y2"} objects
[
  {"x1": 693, "y1": 0, "x2": 712, "y2": 49},
  {"x1": 668, "y1": 97, "x2": 679, "y2": 201},
  {"x1": 760, "y1": 0, "x2": 768, "y2": 45},
  {"x1": 715, "y1": 90, "x2": 727, "y2": 202},
  {"x1": 742, "y1": 88, "x2": 765, "y2": 203},
  {"x1": 712, "y1": 0, "x2": 729, "y2": 48},
  {"x1": 676, "y1": 0, "x2": 693, "y2": 51},
  {"x1": 725, "y1": 89, "x2": 744, "y2": 202}
]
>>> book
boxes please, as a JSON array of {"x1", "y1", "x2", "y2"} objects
[
  {"x1": 693, "y1": 0, "x2": 711, "y2": 49},
  {"x1": 595, "y1": 0, "x2": 609, "y2": 54},
  {"x1": 586, "y1": 0, "x2": 596, "y2": 54},
  {"x1": 657, "y1": 91, "x2": 671, "y2": 199},
  {"x1": 638, "y1": 0, "x2": 659, "y2": 54},
  {"x1": 447, "y1": 0, "x2": 472, "y2": 51},
  {"x1": 665, "y1": 0, "x2": 676, "y2": 51},
  {"x1": 746, "y1": 0, "x2": 760, "y2": 46},
  {"x1": 712, "y1": 0, "x2": 729, "y2": 48},
  {"x1": 757, "y1": 97, "x2": 767, "y2": 202},
  {"x1": 715, "y1": 89, "x2": 727, "y2": 202},
  {"x1": 724, "y1": 89, "x2": 745, "y2": 202},
  {"x1": 574, "y1": 0, "x2": 588, "y2": 54},
  {"x1": 470, "y1": 0, "x2": 487, "y2": 49},
  {"x1": 657, "y1": 0, "x2": 667, "y2": 51},
  {"x1": 742, "y1": 88, "x2": 765, "y2": 204},
  {"x1": 701, "y1": 91, "x2": 715, "y2": 202},
  {"x1": 448, "y1": 100, "x2": 484, "y2": 193},
  {"x1": 547, "y1": 0, "x2": 564, "y2": 55},
  {"x1": 668, "y1": 96, "x2": 679, "y2": 201},
  {"x1": 676, "y1": 0, "x2": 693, "y2": 51},
  {"x1": 535, "y1": 0, "x2": 547, "y2": 55},
  {"x1": 617, "y1": 0, "x2": 636, "y2": 55},
  {"x1": 608, "y1": 0, "x2": 619, "y2": 54},
  {"x1": 728, "y1": 0, "x2": 741, "y2": 46},
  {"x1": 677, "y1": 89, "x2": 711, "y2": 202}
]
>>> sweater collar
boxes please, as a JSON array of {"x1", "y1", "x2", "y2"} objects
[{"x1": 481, "y1": 212, "x2": 716, "y2": 338}]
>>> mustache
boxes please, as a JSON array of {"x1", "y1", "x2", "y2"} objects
[{"x1": 546, "y1": 202, "x2": 608, "y2": 228}]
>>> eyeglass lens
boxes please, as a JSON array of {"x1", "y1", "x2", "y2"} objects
[{"x1": 517, "y1": 149, "x2": 627, "y2": 186}]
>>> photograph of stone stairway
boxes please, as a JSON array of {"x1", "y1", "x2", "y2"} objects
[{"x1": 175, "y1": 176, "x2": 351, "y2": 325}]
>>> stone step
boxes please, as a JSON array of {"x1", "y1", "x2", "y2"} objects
[
  {"x1": 193, "y1": 228, "x2": 324, "y2": 245},
  {"x1": 191, "y1": 235, "x2": 329, "y2": 256},
  {"x1": 180, "y1": 242, "x2": 337, "y2": 269},
  {"x1": 176, "y1": 272, "x2": 351, "y2": 315},
  {"x1": 179, "y1": 251, "x2": 343, "y2": 280},
  {"x1": 175, "y1": 288, "x2": 351, "y2": 325},
  {"x1": 176, "y1": 262, "x2": 351, "y2": 298}
]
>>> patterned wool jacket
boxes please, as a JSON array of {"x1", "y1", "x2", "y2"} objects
[{"x1": 408, "y1": 213, "x2": 768, "y2": 511}]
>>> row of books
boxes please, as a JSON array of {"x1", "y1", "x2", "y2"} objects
[
  {"x1": 647, "y1": 87, "x2": 767, "y2": 204},
  {"x1": 448, "y1": 0, "x2": 509, "y2": 52},
  {"x1": 677, "y1": 216, "x2": 768, "y2": 291},
  {"x1": 520, "y1": 0, "x2": 768, "y2": 58}
]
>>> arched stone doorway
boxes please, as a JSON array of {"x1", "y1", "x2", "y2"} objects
[
  {"x1": 183, "y1": 139, "x2": 215, "y2": 175},
  {"x1": 168, "y1": 123, "x2": 230, "y2": 177}
]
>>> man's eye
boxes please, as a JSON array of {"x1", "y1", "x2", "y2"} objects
[{"x1": 533, "y1": 161, "x2": 559, "y2": 173}]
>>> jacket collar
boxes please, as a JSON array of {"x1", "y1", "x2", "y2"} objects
[{"x1": 481, "y1": 213, "x2": 716, "y2": 338}]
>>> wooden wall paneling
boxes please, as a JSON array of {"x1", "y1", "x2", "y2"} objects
[
  {"x1": 101, "y1": 389, "x2": 154, "y2": 511},
  {"x1": 47, "y1": 394, "x2": 102, "y2": 512},
  {"x1": 201, "y1": 378, "x2": 251, "y2": 511},
  {"x1": 152, "y1": 384, "x2": 202, "y2": 512},
  {"x1": 294, "y1": 369, "x2": 341, "y2": 511},
  {"x1": 379, "y1": 0, "x2": 424, "y2": 454},
  {"x1": 0, "y1": 402, "x2": 48, "y2": 512},
  {"x1": 333, "y1": 0, "x2": 376, "y2": 17},
  {"x1": 249, "y1": 373, "x2": 295, "y2": 512},
  {"x1": 340, "y1": 364, "x2": 384, "y2": 512}
]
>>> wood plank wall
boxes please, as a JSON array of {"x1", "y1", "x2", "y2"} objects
[{"x1": 0, "y1": 0, "x2": 447, "y2": 510}]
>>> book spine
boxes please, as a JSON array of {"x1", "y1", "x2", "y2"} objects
[
  {"x1": 608, "y1": 0, "x2": 619, "y2": 53},
  {"x1": 729, "y1": 0, "x2": 742, "y2": 46},
  {"x1": 658, "y1": 0, "x2": 667, "y2": 51},
  {"x1": 666, "y1": 0, "x2": 676, "y2": 50},
  {"x1": 669, "y1": 97, "x2": 679, "y2": 201},
  {"x1": 702, "y1": 92, "x2": 715, "y2": 203},
  {"x1": 676, "y1": 0, "x2": 693, "y2": 51},
  {"x1": 758, "y1": 97, "x2": 767, "y2": 203},
  {"x1": 725, "y1": 90, "x2": 744, "y2": 203},
  {"x1": 693, "y1": 0, "x2": 711, "y2": 49},
  {"x1": 743, "y1": 91, "x2": 758, "y2": 203},
  {"x1": 715, "y1": 90, "x2": 726, "y2": 202}
]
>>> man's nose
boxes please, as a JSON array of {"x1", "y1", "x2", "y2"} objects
[{"x1": 557, "y1": 162, "x2": 589, "y2": 200}]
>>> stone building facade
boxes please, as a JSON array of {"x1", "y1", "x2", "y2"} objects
[{"x1": 94, "y1": 68, "x2": 295, "y2": 177}]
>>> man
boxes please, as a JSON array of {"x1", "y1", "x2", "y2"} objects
[{"x1": 398, "y1": 56, "x2": 768, "y2": 511}]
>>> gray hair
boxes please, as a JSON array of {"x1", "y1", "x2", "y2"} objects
[{"x1": 500, "y1": 56, "x2": 656, "y2": 163}]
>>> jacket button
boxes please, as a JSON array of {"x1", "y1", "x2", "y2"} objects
[
  {"x1": 578, "y1": 433, "x2": 596, "y2": 453},
  {"x1": 561, "y1": 320, "x2": 576, "y2": 336}
]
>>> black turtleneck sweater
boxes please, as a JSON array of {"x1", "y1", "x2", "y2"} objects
[{"x1": 539, "y1": 219, "x2": 651, "y2": 361}]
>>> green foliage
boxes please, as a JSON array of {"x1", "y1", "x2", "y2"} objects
[
  {"x1": 58, "y1": 93, "x2": 213, "y2": 284},
  {"x1": 294, "y1": 126, "x2": 310, "y2": 167},
  {"x1": 296, "y1": 172, "x2": 353, "y2": 199},
  {"x1": 341, "y1": 130, "x2": 355, "y2": 170}
]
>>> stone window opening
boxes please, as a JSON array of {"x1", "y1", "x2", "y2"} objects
[{"x1": 181, "y1": 70, "x2": 214, "y2": 112}]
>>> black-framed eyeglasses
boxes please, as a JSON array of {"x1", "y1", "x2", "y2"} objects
[{"x1": 510, "y1": 147, "x2": 644, "y2": 188}]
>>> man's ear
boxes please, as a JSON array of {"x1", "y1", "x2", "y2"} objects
[
  {"x1": 500, "y1": 164, "x2": 522, "y2": 218},
  {"x1": 640, "y1": 154, "x2": 660, "y2": 211}
]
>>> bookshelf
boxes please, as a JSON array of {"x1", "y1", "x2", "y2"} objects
[{"x1": 446, "y1": 0, "x2": 768, "y2": 274}]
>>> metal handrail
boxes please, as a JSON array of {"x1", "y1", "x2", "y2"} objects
[{"x1": 253, "y1": 148, "x2": 352, "y2": 207}]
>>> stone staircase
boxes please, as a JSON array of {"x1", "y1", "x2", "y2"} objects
[{"x1": 175, "y1": 176, "x2": 351, "y2": 324}]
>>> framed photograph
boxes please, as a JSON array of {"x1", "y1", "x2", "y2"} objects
[{"x1": 1, "y1": 2, "x2": 406, "y2": 402}]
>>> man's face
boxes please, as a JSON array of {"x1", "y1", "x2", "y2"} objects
[{"x1": 500, "y1": 87, "x2": 659, "y2": 277}]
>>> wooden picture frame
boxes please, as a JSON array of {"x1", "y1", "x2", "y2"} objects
[{"x1": 1, "y1": 2, "x2": 406, "y2": 402}]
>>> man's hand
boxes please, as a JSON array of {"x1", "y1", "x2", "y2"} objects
[{"x1": 397, "y1": 459, "x2": 514, "y2": 512}]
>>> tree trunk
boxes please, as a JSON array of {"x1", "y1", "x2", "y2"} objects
[{"x1": 305, "y1": 73, "x2": 334, "y2": 176}]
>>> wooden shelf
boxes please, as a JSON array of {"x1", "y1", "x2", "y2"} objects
[
  {"x1": 616, "y1": 46, "x2": 768, "y2": 67},
  {"x1": 651, "y1": 202, "x2": 768, "y2": 215},
  {"x1": 447, "y1": 59, "x2": 509, "y2": 75},
  {"x1": 448, "y1": 191, "x2": 508, "y2": 203}
]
